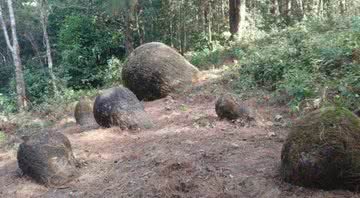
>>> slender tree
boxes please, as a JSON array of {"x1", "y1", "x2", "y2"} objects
[
  {"x1": 0, "y1": 0, "x2": 27, "y2": 110},
  {"x1": 229, "y1": 0, "x2": 246, "y2": 40},
  {"x1": 38, "y1": 0, "x2": 58, "y2": 95},
  {"x1": 121, "y1": 0, "x2": 138, "y2": 55}
]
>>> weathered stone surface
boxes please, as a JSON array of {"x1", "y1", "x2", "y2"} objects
[
  {"x1": 93, "y1": 86, "x2": 153, "y2": 129},
  {"x1": 122, "y1": 42, "x2": 199, "y2": 101},
  {"x1": 74, "y1": 97, "x2": 96, "y2": 126},
  {"x1": 17, "y1": 132, "x2": 79, "y2": 187},
  {"x1": 215, "y1": 94, "x2": 254, "y2": 121},
  {"x1": 281, "y1": 107, "x2": 360, "y2": 191}
]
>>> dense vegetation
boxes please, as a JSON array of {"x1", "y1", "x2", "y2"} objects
[{"x1": 0, "y1": 0, "x2": 359, "y2": 115}]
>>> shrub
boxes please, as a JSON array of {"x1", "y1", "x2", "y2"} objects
[
  {"x1": 278, "y1": 68, "x2": 316, "y2": 111},
  {"x1": 58, "y1": 15, "x2": 124, "y2": 89},
  {"x1": 230, "y1": 16, "x2": 360, "y2": 111},
  {"x1": 190, "y1": 48, "x2": 223, "y2": 70},
  {"x1": 0, "y1": 93, "x2": 17, "y2": 114},
  {"x1": 101, "y1": 57, "x2": 123, "y2": 86}
]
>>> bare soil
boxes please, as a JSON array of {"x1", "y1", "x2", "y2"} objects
[{"x1": 0, "y1": 72, "x2": 359, "y2": 198}]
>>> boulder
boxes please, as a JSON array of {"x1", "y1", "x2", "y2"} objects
[
  {"x1": 215, "y1": 94, "x2": 254, "y2": 121},
  {"x1": 281, "y1": 107, "x2": 360, "y2": 190},
  {"x1": 93, "y1": 86, "x2": 153, "y2": 129},
  {"x1": 17, "y1": 132, "x2": 79, "y2": 187},
  {"x1": 74, "y1": 97, "x2": 96, "y2": 126},
  {"x1": 122, "y1": 42, "x2": 199, "y2": 101}
]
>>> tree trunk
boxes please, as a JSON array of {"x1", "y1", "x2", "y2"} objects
[
  {"x1": 229, "y1": 0, "x2": 240, "y2": 39},
  {"x1": 169, "y1": 20, "x2": 173, "y2": 47},
  {"x1": 281, "y1": 0, "x2": 292, "y2": 23},
  {"x1": 317, "y1": 0, "x2": 323, "y2": 17},
  {"x1": 180, "y1": 0, "x2": 185, "y2": 54},
  {"x1": 292, "y1": 0, "x2": 304, "y2": 21},
  {"x1": 23, "y1": 32, "x2": 45, "y2": 69},
  {"x1": 134, "y1": 4, "x2": 144, "y2": 45},
  {"x1": 229, "y1": 0, "x2": 246, "y2": 40},
  {"x1": 123, "y1": 0, "x2": 138, "y2": 55},
  {"x1": 270, "y1": 0, "x2": 280, "y2": 17},
  {"x1": 339, "y1": 0, "x2": 345, "y2": 15},
  {"x1": 207, "y1": 1, "x2": 213, "y2": 48},
  {"x1": 39, "y1": 0, "x2": 58, "y2": 95},
  {"x1": 221, "y1": 0, "x2": 226, "y2": 22},
  {"x1": 0, "y1": 0, "x2": 27, "y2": 111},
  {"x1": 204, "y1": 1, "x2": 208, "y2": 40},
  {"x1": 124, "y1": 15, "x2": 134, "y2": 55},
  {"x1": 239, "y1": 0, "x2": 246, "y2": 37}
]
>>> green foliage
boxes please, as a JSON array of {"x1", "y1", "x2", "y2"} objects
[
  {"x1": 0, "y1": 65, "x2": 13, "y2": 94},
  {"x1": 58, "y1": 15, "x2": 123, "y2": 89},
  {"x1": 102, "y1": 57, "x2": 123, "y2": 86},
  {"x1": 190, "y1": 49, "x2": 220, "y2": 70},
  {"x1": 278, "y1": 68, "x2": 316, "y2": 110},
  {"x1": 190, "y1": 44, "x2": 245, "y2": 70},
  {"x1": 230, "y1": 16, "x2": 360, "y2": 111},
  {"x1": 1, "y1": 0, "x2": 360, "y2": 116},
  {"x1": 29, "y1": 88, "x2": 98, "y2": 121},
  {"x1": 0, "y1": 93, "x2": 17, "y2": 114},
  {"x1": 333, "y1": 64, "x2": 360, "y2": 109},
  {"x1": 24, "y1": 66, "x2": 53, "y2": 104}
]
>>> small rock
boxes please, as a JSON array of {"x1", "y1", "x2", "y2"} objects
[
  {"x1": 231, "y1": 143, "x2": 240, "y2": 148},
  {"x1": 0, "y1": 115, "x2": 8, "y2": 122},
  {"x1": 93, "y1": 86, "x2": 153, "y2": 129},
  {"x1": 17, "y1": 132, "x2": 79, "y2": 186},
  {"x1": 268, "y1": 132, "x2": 276, "y2": 137},
  {"x1": 165, "y1": 96, "x2": 174, "y2": 104},
  {"x1": 274, "y1": 122, "x2": 283, "y2": 127},
  {"x1": 165, "y1": 106, "x2": 172, "y2": 111},
  {"x1": 275, "y1": 115, "x2": 283, "y2": 122},
  {"x1": 266, "y1": 121, "x2": 274, "y2": 126},
  {"x1": 313, "y1": 98, "x2": 322, "y2": 109},
  {"x1": 215, "y1": 93, "x2": 255, "y2": 121}
]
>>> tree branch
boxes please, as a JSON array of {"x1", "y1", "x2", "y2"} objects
[
  {"x1": 0, "y1": 3, "x2": 13, "y2": 53},
  {"x1": 7, "y1": 0, "x2": 19, "y2": 53}
]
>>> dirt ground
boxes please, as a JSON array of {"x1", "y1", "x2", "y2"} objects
[{"x1": 0, "y1": 72, "x2": 359, "y2": 198}]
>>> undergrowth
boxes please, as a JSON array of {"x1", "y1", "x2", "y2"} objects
[{"x1": 191, "y1": 17, "x2": 360, "y2": 112}]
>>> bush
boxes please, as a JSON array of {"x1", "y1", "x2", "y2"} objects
[
  {"x1": 190, "y1": 43, "x2": 244, "y2": 70},
  {"x1": 58, "y1": 15, "x2": 124, "y2": 89},
  {"x1": 190, "y1": 47, "x2": 224, "y2": 70},
  {"x1": 230, "y1": 16, "x2": 360, "y2": 111},
  {"x1": 278, "y1": 68, "x2": 316, "y2": 111},
  {"x1": 29, "y1": 88, "x2": 98, "y2": 121},
  {"x1": 24, "y1": 66, "x2": 53, "y2": 104},
  {"x1": 101, "y1": 57, "x2": 123, "y2": 86},
  {"x1": 0, "y1": 93, "x2": 17, "y2": 114}
]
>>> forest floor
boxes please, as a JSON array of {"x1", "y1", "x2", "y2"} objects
[{"x1": 0, "y1": 70, "x2": 359, "y2": 198}]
